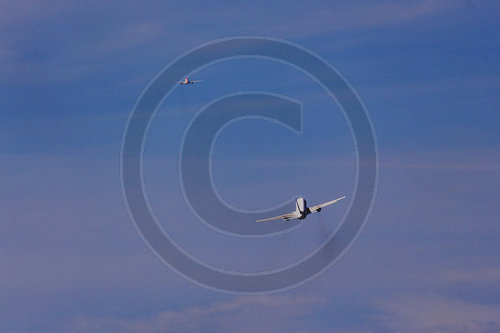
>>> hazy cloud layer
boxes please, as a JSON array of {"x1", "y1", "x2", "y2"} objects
[{"x1": 67, "y1": 294, "x2": 328, "y2": 333}]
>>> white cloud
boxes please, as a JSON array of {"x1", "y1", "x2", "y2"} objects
[
  {"x1": 67, "y1": 294, "x2": 328, "y2": 333},
  {"x1": 371, "y1": 294, "x2": 500, "y2": 332}
]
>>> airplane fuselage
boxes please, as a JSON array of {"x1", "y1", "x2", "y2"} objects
[{"x1": 295, "y1": 197, "x2": 309, "y2": 219}]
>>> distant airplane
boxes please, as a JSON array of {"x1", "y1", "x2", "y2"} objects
[
  {"x1": 179, "y1": 77, "x2": 202, "y2": 85},
  {"x1": 256, "y1": 196, "x2": 346, "y2": 222}
]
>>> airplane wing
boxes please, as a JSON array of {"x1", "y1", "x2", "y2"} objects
[
  {"x1": 191, "y1": 80, "x2": 202, "y2": 82},
  {"x1": 256, "y1": 212, "x2": 296, "y2": 223},
  {"x1": 308, "y1": 196, "x2": 346, "y2": 213}
]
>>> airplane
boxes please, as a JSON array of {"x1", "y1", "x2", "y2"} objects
[
  {"x1": 179, "y1": 77, "x2": 202, "y2": 85},
  {"x1": 256, "y1": 196, "x2": 346, "y2": 222}
]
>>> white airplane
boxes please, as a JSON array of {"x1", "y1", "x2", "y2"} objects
[
  {"x1": 256, "y1": 196, "x2": 346, "y2": 222},
  {"x1": 179, "y1": 77, "x2": 202, "y2": 85}
]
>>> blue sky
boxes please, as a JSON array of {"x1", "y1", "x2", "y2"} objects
[{"x1": 1, "y1": 0, "x2": 499, "y2": 332}]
